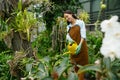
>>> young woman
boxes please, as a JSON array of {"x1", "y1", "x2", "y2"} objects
[{"x1": 63, "y1": 10, "x2": 89, "y2": 80}]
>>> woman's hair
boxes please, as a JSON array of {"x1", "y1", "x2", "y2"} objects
[
  {"x1": 63, "y1": 10, "x2": 78, "y2": 19},
  {"x1": 63, "y1": 10, "x2": 78, "y2": 24}
]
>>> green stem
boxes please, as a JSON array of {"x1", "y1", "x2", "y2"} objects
[{"x1": 95, "y1": 0, "x2": 104, "y2": 31}]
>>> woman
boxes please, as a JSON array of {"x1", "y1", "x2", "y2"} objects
[{"x1": 63, "y1": 10, "x2": 89, "y2": 80}]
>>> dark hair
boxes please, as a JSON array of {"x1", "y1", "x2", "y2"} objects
[{"x1": 63, "y1": 10, "x2": 78, "y2": 24}]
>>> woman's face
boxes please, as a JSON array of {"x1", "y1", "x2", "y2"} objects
[{"x1": 64, "y1": 13, "x2": 73, "y2": 23}]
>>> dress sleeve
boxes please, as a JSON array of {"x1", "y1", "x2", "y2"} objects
[{"x1": 78, "y1": 20, "x2": 86, "y2": 39}]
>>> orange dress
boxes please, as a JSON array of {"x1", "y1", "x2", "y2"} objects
[{"x1": 68, "y1": 25, "x2": 89, "y2": 80}]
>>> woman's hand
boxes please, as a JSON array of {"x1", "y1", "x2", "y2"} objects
[
  {"x1": 75, "y1": 38, "x2": 84, "y2": 55},
  {"x1": 75, "y1": 43, "x2": 82, "y2": 55}
]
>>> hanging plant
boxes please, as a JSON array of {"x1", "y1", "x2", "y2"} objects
[{"x1": 13, "y1": 10, "x2": 37, "y2": 41}]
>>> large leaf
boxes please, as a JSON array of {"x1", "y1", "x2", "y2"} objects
[
  {"x1": 38, "y1": 63, "x2": 45, "y2": 72},
  {"x1": 26, "y1": 63, "x2": 32, "y2": 72},
  {"x1": 55, "y1": 57, "x2": 70, "y2": 78},
  {"x1": 103, "y1": 57, "x2": 111, "y2": 70},
  {"x1": 77, "y1": 64, "x2": 101, "y2": 74},
  {"x1": 108, "y1": 71, "x2": 119, "y2": 80},
  {"x1": 67, "y1": 72, "x2": 78, "y2": 80}
]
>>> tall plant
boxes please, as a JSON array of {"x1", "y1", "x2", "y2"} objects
[{"x1": 0, "y1": 0, "x2": 39, "y2": 79}]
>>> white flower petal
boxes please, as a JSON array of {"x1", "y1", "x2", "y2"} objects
[
  {"x1": 109, "y1": 15, "x2": 119, "y2": 22},
  {"x1": 100, "y1": 15, "x2": 120, "y2": 60}
]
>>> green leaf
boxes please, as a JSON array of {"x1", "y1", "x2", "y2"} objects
[
  {"x1": 43, "y1": 56, "x2": 51, "y2": 63},
  {"x1": 26, "y1": 63, "x2": 32, "y2": 72},
  {"x1": 26, "y1": 28, "x2": 30, "y2": 41},
  {"x1": 55, "y1": 57, "x2": 70, "y2": 77},
  {"x1": 108, "y1": 71, "x2": 119, "y2": 80},
  {"x1": 18, "y1": 0, "x2": 22, "y2": 11},
  {"x1": 103, "y1": 57, "x2": 111, "y2": 70},
  {"x1": 36, "y1": 71, "x2": 46, "y2": 79},
  {"x1": 38, "y1": 63, "x2": 45, "y2": 72},
  {"x1": 42, "y1": 77, "x2": 53, "y2": 80},
  {"x1": 111, "y1": 65, "x2": 120, "y2": 73},
  {"x1": 77, "y1": 64, "x2": 101, "y2": 74},
  {"x1": 67, "y1": 72, "x2": 78, "y2": 80}
]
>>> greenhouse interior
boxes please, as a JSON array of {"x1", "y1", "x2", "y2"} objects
[{"x1": 0, "y1": 0, "x2": 120, "y2": 80}]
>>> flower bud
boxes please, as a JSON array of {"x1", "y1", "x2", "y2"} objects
[{"x1": 101, "y1": 4, "x2": 106, "y2": 9}]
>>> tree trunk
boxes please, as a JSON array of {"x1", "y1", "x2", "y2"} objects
[
  {"x1": 51, "y1": 24, "x2": 66, "y2": 52},
  {"x1": 51, "y1": 25, "x2": 58, "y2": 50},
  {"x1": 4, "y1": 30, "x2": 34, "y2": 79},
  {"x1": 12, "y1": 31, "x2": 33, "y2": 57}
]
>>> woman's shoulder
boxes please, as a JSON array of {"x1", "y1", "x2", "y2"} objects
[
  {"x1": 76, "y1": 19, "x2": 84, "y2": 23},
  {"x1": 76, "y1": 19, "x2": 85, "y2": 25}
]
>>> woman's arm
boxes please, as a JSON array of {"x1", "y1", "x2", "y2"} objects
[
  {"x1": 75, "y1": 38, "x2": 84, "y2": 55},
  {"x1": 79, "y1": 38, "x2": 84, "y2": 45},
  {"x1": 75, "y1": 20, "x2": 86, "y2": 55}
]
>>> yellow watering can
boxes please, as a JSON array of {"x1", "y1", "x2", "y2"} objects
[{"x1": 64, "y1": 42, "x2": 78, "y2": 55}]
